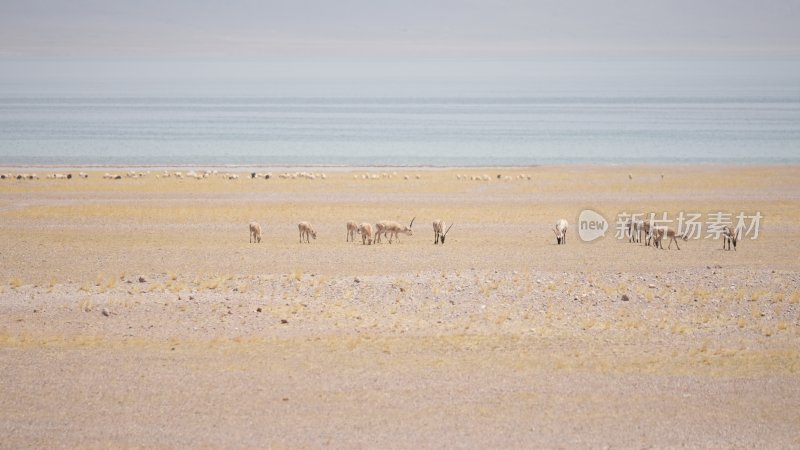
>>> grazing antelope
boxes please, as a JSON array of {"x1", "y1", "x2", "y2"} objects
[
  {"x1": 298, "y1": 221, "x2": 317, "y2": 243},
  {"x1": 553, "y1": 219, "x2": 568, "y2": 245},
  {"x1": 641, "y1": 220, "x2": 653, "y2": 246},
  {"x1": 374, "y1": 220, "x2": 389, "y2": 244},
  {"x1": 723, "y1": 225, "x2": 740, "y2": 251},
  {"x1": 381, "y1": 217, "x2": 415, "y2": 244},
  {"x1": 651, "y1": 227, "x2": 688, "y2": 250},
  {"x1": 627, "y1": 219, "x2": 644, "y2": 243},
  {"x1": 357, "y1": 222, "x2": 374, "y2": 245},
  {"x1": 432, "y1": 220, "x2": 454, "y2": 244},
  {"x1": 346, "y1": 221, "x2": 359, "y2": 242},
  {"x1": 249, "y1": 222, "x2": 262, "y2": 243}
]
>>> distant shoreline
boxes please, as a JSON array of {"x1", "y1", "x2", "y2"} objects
[{"x1": 1, "y1": 163, "x2": 798, "y2": 172}]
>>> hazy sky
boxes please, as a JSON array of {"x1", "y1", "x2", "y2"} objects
[{"x1": 1, "y1": 0, "x2": 799, "y2": 58}]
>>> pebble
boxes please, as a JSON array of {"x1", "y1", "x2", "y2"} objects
[
  {"x1": 621, "y1": 294, "x2": 630, "y2": 302},
  {"x1": 101, "y1": 308, "x2": 110, "y2": 317},
  {"x1": 354, "y1": 277, "x2": 361, "y2": 283},
  {"x1": 280, "y1": 319, "x2": 289, "y2": 324},
  {"x1": 138, "y1": 276, "x2": 146, "y2": 283},
  {"x1": 648, "y1": 284, "x2": 656, "y2": 289}
]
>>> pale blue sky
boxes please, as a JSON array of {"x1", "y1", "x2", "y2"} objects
[{"x1": 1, "y1": 0, "x2": 798, "y2": 58}]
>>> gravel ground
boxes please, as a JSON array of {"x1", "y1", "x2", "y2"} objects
[{"x1": 1, "y1": 165, "x2": 799, "y2": 448}]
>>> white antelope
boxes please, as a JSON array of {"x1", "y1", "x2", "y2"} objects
[
  {"x1": 249, "y1": 222, "x2": 262, "y2": 243},
  {"x1": 298, "y1": 221, "x2": 317, "y2": 243},
  {"x1": 722, "y1": 225, "x2": 741, "y2": 251},
  {"x1": 357, "y1": 222, "x2": 374, "y2": 245},
  {"x1": 553, "y1": 219, "x2": 568, "y2": 245},
  {"x1": 346, "y1": 221, "x2": 359, "y2": 242},
  {"x1": 432, "y1": 220, "x2": 454, "y2": 244},
  {"x1": 378, "y1": 217, "x2": 415, "y2": 244}
]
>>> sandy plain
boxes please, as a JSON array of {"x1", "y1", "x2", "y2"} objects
[{"x1": 1, "y1": 165, "x2": 799, "y2": 448}]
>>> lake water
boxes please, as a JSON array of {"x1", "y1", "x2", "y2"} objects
[{"x1": 1, "y1": 58, "x2": 799, "y2": 166}]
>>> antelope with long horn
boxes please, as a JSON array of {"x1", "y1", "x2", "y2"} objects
[
  {"x1": 382, "y1": 217, "x2": 415, "y2": 244},
  {"x1": 433, "y1": 220, "x2": 454, "y2": 244},
  {"x1": 553, "y1": 219, "x2": 568, "y2": 245}
]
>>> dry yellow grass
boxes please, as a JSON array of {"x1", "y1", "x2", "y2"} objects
[{"x1": 2, "y1": 165, "x2": 800, "y2": 448}]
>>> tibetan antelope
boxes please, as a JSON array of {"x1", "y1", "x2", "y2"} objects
[
  {"x1": 641, "y1": 220, "x2": 653, "y2": 246},
  {"x1": 723, "y1": 225, "x2": 740, "y2": 251},
  {"x1": 249, "y1": 222, "x2": 262, "y2": 243},
  {"x1": 346, "y1": 221, "x2": 358, "y2": 242},
  {"x1": 381, "y1": 217, "x2": 415, "y2": 244},
  {"x1": 298, "y1": 221, "x2": 317, "y2": 243},
  {"x1": 553, "y1": 219, "x2": 568, "y2": 245},
  {"x1": 651, "y1": 227, "x2": 688, "y2": 250},
  {"x1": 627, "y1": 219, "x2": 644, "y2": 243},
  {"x1": 432, "y1": 220, "x2": 454, "y2": 244},
  {"x1": 374, "y1": 220, "x2": 389, "y2": 244},
  {"x1": 357, "y1": 222, "x2": 374, "y2": 245}
]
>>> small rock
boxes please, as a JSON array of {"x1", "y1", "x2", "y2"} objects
[
  {"x1": 621, "y1": 294, "x2": 630, "y2": 302},
  {"x1": 257, "y1": 307, "x2": 262, "y2": 312},
  {"x1": 189, "y1": 295, "x2": 195, "y2": 300},
  {"x1": 648, "y1": 284, "x2": 656, "y2": 289},
  {"x1": 138, "y1": 276, "x2": 146, "y2": 283},
  {"x1": 354, "y1": 277, "x2": 361, "y2": 283},
  {"x1": 280, "y1": 319, "x2": 288, "y2": 324},
  {"x1": 101, "y1": 308, "x2": 110, "y2": 317}
]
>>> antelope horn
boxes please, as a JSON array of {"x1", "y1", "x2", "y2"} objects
[
  {"x1": 409, "y1": 216, "x2": 416, "y2": 228},
  {"x1": 444, "y1": 223, "x2": 454, "y2": 236}
]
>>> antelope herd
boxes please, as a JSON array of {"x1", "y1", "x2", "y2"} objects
[
  {"x1": 240, "y1": 215, "x2": 748, "y2": 254},
  {"x1": 623, "y1": 217, "x2": 745, "y2": 251},
  {"x1": 0, "y1": 170, "x2": 745, "y2": 251}
]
